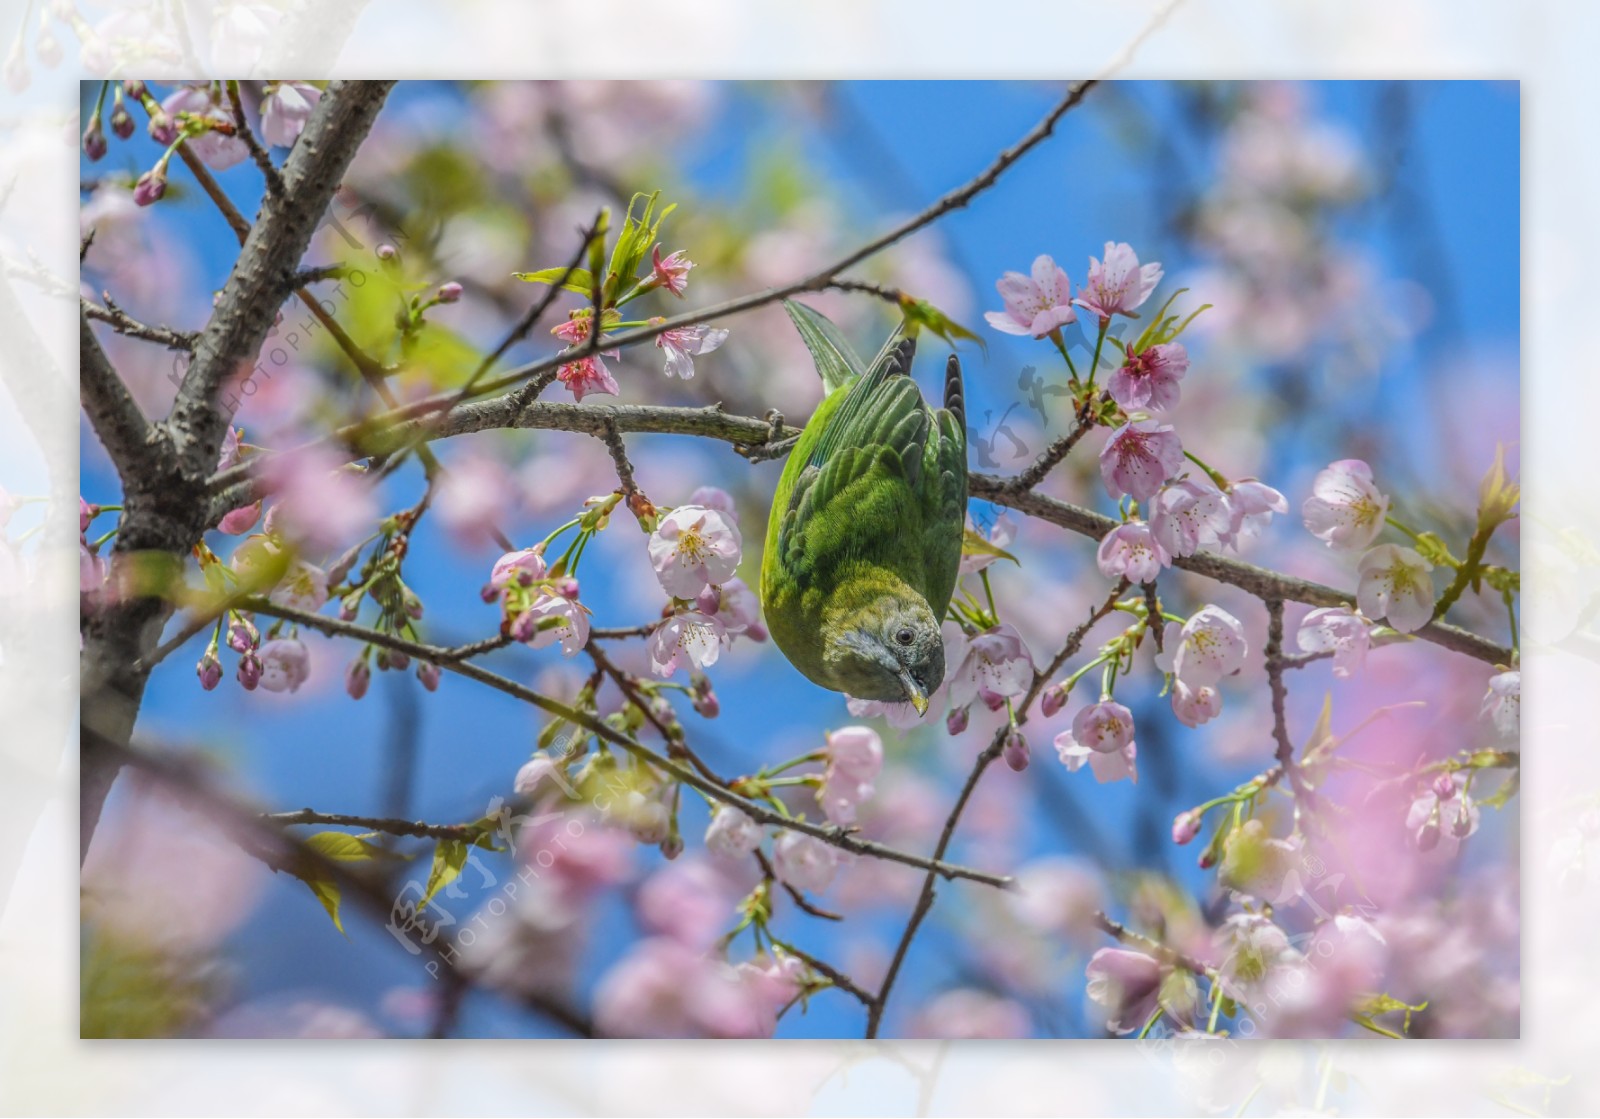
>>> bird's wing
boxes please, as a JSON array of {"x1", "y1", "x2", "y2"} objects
[
  {"x1": 917, "y1": 353, "x2": 969, "y2": 618},
  {"x1": 774, "y1": 336, "x2": 935, "y2": 591}
]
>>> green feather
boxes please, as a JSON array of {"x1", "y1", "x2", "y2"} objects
[{"x1": 760, "y1": 307, "x2": 968, "y2": 701}]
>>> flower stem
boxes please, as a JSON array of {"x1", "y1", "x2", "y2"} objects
[
  {"x1": 1086, "y1": 320, "x2": 1108, "y2": 392},
  {"x1": 1050, "y1": 331, "x2": 1079, "y2": 381},
  {"x1": 1136, "y1": 1006, "x2": 1164, "y2": 1039}
]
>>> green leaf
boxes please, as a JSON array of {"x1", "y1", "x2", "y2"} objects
[
  {"x1": 783, "y1": 300, "x2": 865, "y2": 394},
  {"x1": 961, "y1": 527, "x2": 1019, "y2": 567},
  {"x1": 283, "y1": 831, "x2": 389, "y2": 936},
  {"x1": 900, "y1": 297, "x2": 987, "y2": 357},
  {"x1": 421, "y1": 838, "x2": 470, "y2": 907},
  {"x1": 512, "y1": 266, "x2": 596, "y2": 297}
]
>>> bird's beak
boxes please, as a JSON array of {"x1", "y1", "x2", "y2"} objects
[{"x1": 902, "y1": 676, "x2": 929, "y2": 717}]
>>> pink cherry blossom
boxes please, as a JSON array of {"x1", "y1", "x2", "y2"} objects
[
  {"x1": 160, "y1": 83, "x2": 248, "y2": 170},
  {"x1": 1074, "y1": 242, "x2": 1163, "y2": 324},
  {"x1": 267, "y1": 558, "x2": 329, "y2": 613},
  {"x1": 1085, "y1": 947, "x2": 1164, "y2": 1033},
  {"x1": 647, "y1": 611, "x2": 727, "y2": 676},
  {"x1": 488, "y1": 546, "x2": 547, "y2": 595},
  {"x1": 593, "y1": 938, "x2": 767, "y2": 1038},
  {"x1": 771, "y1": 829, "x2": 844, "y2": 895},
  {"x1": 259, "y1": 81, "x2": 322, "y2": 147},
  {"x1": 260, "y1": 448, "x2": 377, "y2": 553},
  {"x1": 1218, "y1": 819, "x2": 1304, "y2": 900},
  {"x1": 1096, "y1": 520, "x2": 1170, "y2": 583},
  {"x1": 1170, "y1": 680, "x2": 1222, "y2": 728},
  {"x1": 556, "y1": 354, "x2": 619, "y2": 401},
  {"x1": 435, "y1": 454, "x2": 517, "y2": 549},
  {"x1": 1407, "y1": 772, "x2": 1480, "y2": 856},
  {"x1": 704, "y1": 804, "x2": 763, "y2": 860},
  {"x1": 1221, "y1": 479, "x2": 1288, "y2": 549},
  {"x1": 637, "y1": 859, "x2": 736, "y2": 950},
  {"x1": 824, "y1": 725, "x2": 883, "y2": 782},
  {"x1": 984, "y1": 254, "x2": 1078, "y2": 338},
  {"x1": 651, "y1": 246, "x2": 694, "y2": 296},
  {"x1": 1480, "y1": 670, "x2": 1519, "y2": 738},
  {"x1": 258, "y1": 637, "x2": 310, "y2": 693},
  {"x1": 1356, "y1": 544, "x2": 1435, "y2": 633},
  {"x1": 688, "y1": 486, "x2": 737, "y2": 517},
  {"x1": 647, "y1": 505, "x2": 742, "y2": 598},
  {"x1": 656, "y1": 323, "x2": 728, "y2": 380},
  {"x1": 1100, "y1": 420, "x2": 1185, "y2": 501},
  {"x1": 1215, "y1": 913, "x2": 1304, "y2": 999},
  {"x1": 1071, "y1": 700, "x2": 1136, "y2": 753},
  {"x1": 1302, "y1": 459, "x2": 1389, "y2": 550},
  {"x1": 1148, "y1": 477, "x2": 1231, "y2": 557},
  {"x1": 947, "y1": 624, "x2": 1034, "y2": 709},
  {"x1": 1108, "y1": 342, "x2": 1187, "y2": 412},
  {"x1": 1296, "y1": 606, "x2": 1372, "y2": 677},
  {"x1": 1054, "y1": 726, "x2": 1138, "y2": 784},
  {"x1": 1155, "y1": 605, "x2": 1248, "y2": 687},
  {"x1": 701, "y1": 576, "x2": 765, "y2": 642},
  {"x1": 516, "y1": 594, "x2": 591, "y2": 656}
]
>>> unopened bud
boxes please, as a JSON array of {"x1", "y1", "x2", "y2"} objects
[
  {"x1": 82, "y1": 118, "x2": 108, "y2": 161},
  {"x1": 110, "y1": 101, "x2": 134, "y2": 140},
  {"x1": 376, "y1": 243, "x2": 397, "y2": 261},
  {"x1": 1002, "y1": 729, "x2": 1030, "y2": 772},
  {"x1": 346, "y1": 657, "x2": 371, "y2": 699},
  {"x1": 660, "y1": 832, "x2": 684, "y2": 860},
  {"x1": 1040, "y1": 683, "x2": 1067, "y2": 718},
  {"x1": 436, "y1": 281, "x2": 463, "y2": 303},
  {"x1": 1172, "y1": 809, "x2": 1202, "y2": 845},
  {"x1": 1416, "y1": 818, "x2": 1442, "y2": 852},
  {"x1": 417, "y1": 661, "x2": 441, "y2": 692},
  {"x1": 197, "y1": 652, "x2": 223, "y2": 691},
  {"x1": 946, "y1": 705, "x2": 969, "y2": 735},
  {"x1": 237, "y1": 653, "x2": 262, "y2": 691},
  {"x1": 133, "y1": 165, "x2": 167, "y2": 206}
]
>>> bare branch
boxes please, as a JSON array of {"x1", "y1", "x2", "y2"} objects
[
  {"x1": 82, "y1": 295, "x2": 197, "y2": 351},
  {"x1": 244, "y1": 597, "x2": 1013, "y2": 890},
  {"x1": 79, "y1": 306, "x2": 158, "y2": 478},
  {"x1": 225, "y1": 79, "x2": 284, "y2": 195},
  {"x1": 168, "y1": 80, "x2": 397, "y2": 473},
  {"x1": 868, "y1": 579, "x2": 1129, "y2": 1037},
  {"x1": 263, "y1": 807, "x2": 487, "y2": 842}
]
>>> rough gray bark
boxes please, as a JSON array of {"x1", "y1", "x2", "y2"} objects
[{"x1": 78, "y1": 81, "x2": 396, "y2": 862}]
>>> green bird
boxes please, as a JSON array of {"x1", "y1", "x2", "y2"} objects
[{"x1": 760, "y1": 302, "x2": 968, "y2": 715}]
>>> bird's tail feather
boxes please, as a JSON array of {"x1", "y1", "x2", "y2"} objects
[{"x1": 943, "y1": 353, "x2": 965, "y2": 431}]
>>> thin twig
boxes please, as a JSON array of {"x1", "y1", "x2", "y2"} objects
[
  {"x1": 867, "y1": 579, "x2": 1129, "y2": 1037},
  {"x1": 82, "y1": 296, "x2": 197, "y2": 351},
  {"x1": 264, "y1": 807, "x2": 487, "y2": 841},
  {"x1": 244, "y1": 597, "x2": 1012, "y2": 889},
  {"x1": 226, "y1": 79, "x2": 284, "y2": 195}
]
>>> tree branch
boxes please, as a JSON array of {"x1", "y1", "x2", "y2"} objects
[
  {"x1": 867, "y1": 579, "x2": 1130, "y2": 1037},
  {"x1": 79, "y1": 306, "x2": 158, "y2": 478},
  {"x1": 263, "y1": 807, "x2": 487, "y2": 842},
  {"x1": 168, "y1": 80, "x2": 396, "y2": 473},
  {"x1": 243, "y1": 597, "x2": 1013, "y2": 890}
]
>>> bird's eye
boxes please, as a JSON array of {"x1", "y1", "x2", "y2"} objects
[{"x1": 895, "y1": 627, "x2": 915, "y2": 646}]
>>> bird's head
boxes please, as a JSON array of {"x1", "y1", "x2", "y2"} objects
[{"x1": 827, "y1": 595, "x2": 945, "y2": 715}]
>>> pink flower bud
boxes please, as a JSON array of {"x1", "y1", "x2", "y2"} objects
[
  {"x1": 1432, "y1": 772, "x2": 1458, "y2": 800},
  {"x1": 123, "y1": 80, "x2": 147, "y2": 100},
  {"x1": 389, "y1": 650, "x2": 410, "y2": 671},
  {"x1": 110, "y1": 102, "x2": 135, "y2": 140},
  {"x1": 82, "y1": 119, "x2": 107, "y2": 161},
  {"x1": 237, "y1": 652, "x2": 262, "y2": 691},
  {"x1": 37, "y1": 30, "x2": 62, "y2": 68},
  {"x1": 226, "y1": 616, "x2": 259, "y2": 653},
  {"x1": 376, "y1": 243, "x2": 397, "y2": 261},
  {"x1": 403, "y1": 588, "x2": 424, "y2": 619},
  {"x1": 133, "y1": 166, "x2": 167, "y2": 206},
  {"x1": 147, "y1": 111, "x2": 176, "y2": 145},
  {"x1": 79, "y1": 498, "x2": 97, "y2": 533},
  {"x1": 1040, "y1": 684, "x2": 1067, "y2": 718},
  {"x1": 1416, "y1": 818, "x2": 1441, "y2": 852},
  {"x1": 1002, "y1": 729, "x2": 1030, "y2": 772},
  {"x1": 346, "y1": 657, "x2": 370, "y2": 700},
  {"x1": 660, "y1": 832, "x2": 684, "y2": 860},
  {"x1": 339, "y1": 593, "x2": 361, "y2": 621},
  {"x1": 979, "y1": 686, "x2": 1007, "y2": 713},
  {"x1": 946, "y1": 706, "x2": 969, "y2": 735},
  {"x1": 437, "y1": 281, "x2": 463, "y2": 303},
  {"x1": 417, "y1": 661, "x2": 441, "y2": 692},
  {"x1": 556, "y1": 576, "x2": 580, "y2": 600},
  {"x1": 1172, "y1": 810, "x2": 1202, "y2": 845},
  {"x1": 197, "y1": 652, "x2": 223, "y2": 691}
]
